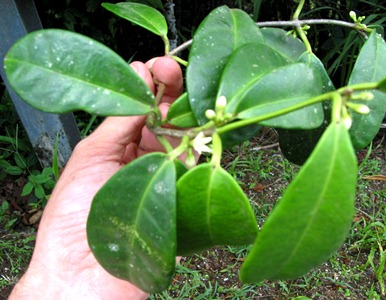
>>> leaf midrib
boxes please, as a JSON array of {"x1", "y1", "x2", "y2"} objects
[
  {"x1": 7, "y1": 58, "x2": 152, "y2": 107},
  {"x1": 271, "y1": 125, "x2": 340, "y2": 277}
]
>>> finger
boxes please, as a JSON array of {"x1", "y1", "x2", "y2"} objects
[
  {"x1": 89, "y1": 116, "x2": 146, "y2": 151},
  {"x1": 146, "y1": 57, "x2": 183, "y2": 103},
  {"x1": 130, "y1": 61, "x2": 156, "y2": 93},
  {"x1": 84, "y1": 61, "x2": 157, "y2": 152}
]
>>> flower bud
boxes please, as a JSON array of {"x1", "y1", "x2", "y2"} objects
[
  {"x1": 349, "y1": 11, "x2": 357, "y2": 22},
  {"x1": 205, "y1": 109, "x2": 216, "y2": 120},
  {"x1": 346, "y1": 102, "x2": 370, "y2": 114},
  {"x1": 216, "y1": 96, "x2": 227, "y2": 110}
]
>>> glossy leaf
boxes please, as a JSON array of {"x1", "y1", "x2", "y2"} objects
[
  {"x1": 126, "y1": 0, "x2": 164, "y2": 10},
  {"x1": 175, "y1": 159, "x2": 188, "y2": 180},
  {"x1": 348, "y1": 31, "x2": 386, "y2": 150},
  {"x1": 219, "y1": 42, "x2": 291, "y2": 113},
  {"x1": 279, "y1": 52, "x2": 335, "y2": 165},
  {"x1": 220, "y1": 123, "x2": 262, "y2": 149},
  {"x1": 235, "y1": 63, "x2": 324, "y2": 129},
  {"x1": 87, "y1": 153, "x2": 176, "y2": 294},
  {"x1": 240, "y1": 122, "x2": 357, "y2": 283},
  {"x1": 4, "y1": 29, "x2": 154, "y2": 116},
  {"x1": 166, "y1": 93, "x2": 199, "y2": 128},
  {"x1": 186, "y1": 6, "x2": 263, "y2": 125},
  {"x1": 379, "y1": 76, "x2": 386, "y2": 92},
  {"x1": 260, "y1": 28, "x2": 306, "y2": 62},
  {"x1": 102, "y1": 2, "x2": 168, "y2": 38},
  {"x1": 176, "y1": 163, "x2": 258, "y2": 256}
]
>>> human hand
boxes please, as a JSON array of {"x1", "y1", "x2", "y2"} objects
[{"x1": 10, "y1": 57, "x2": 183, "y2": 300}]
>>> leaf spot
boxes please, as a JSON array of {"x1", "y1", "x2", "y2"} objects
[
  {"x1": 154, "y1": 181, "x2": 168, "y2": 195},
  {"x1": 147, "y1": 164, "x2": 158, "y2": 173},
  {"x1": 108, "y1": 243, "x2": 120, "y2": 252}
]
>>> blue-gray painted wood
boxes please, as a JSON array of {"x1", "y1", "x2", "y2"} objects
[{"x1": 0, "y1": 0, "x2": 81, "y2": 168}]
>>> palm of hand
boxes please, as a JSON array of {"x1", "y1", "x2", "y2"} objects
[{"x1": 15, "y1": 57, "x2": 182, "y2": 300}]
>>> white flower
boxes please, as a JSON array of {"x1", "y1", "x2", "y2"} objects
[{"x1": 192, "y1": 132, "x2": 212, "y2": 155}]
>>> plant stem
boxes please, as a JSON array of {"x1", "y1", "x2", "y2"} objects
[
  {"x1": 150, "y1": 81, "x2": 379, "y2": 140},
  {"x1": 292, "y1": 0, "x2": 305, "y2": 20},
  {"x1": 168, "y1": 135, "x2": 190, "y2": 160},
  {"x1": 292, "y1": 0, "x2": 312, "y2": 53},
  {"x1": 168, "y1": 18, "x2": 372, "y2": 56},
  {"x1": 171, "y1": 55, "x2": 188, "y2": 66},
  {"x1": 155, "y1": 82, "x2": 166, "y2": 106},
  {"x1": 216, "y1": 94, "x2": 329, "y2": 135},
  {"x1": 156, "y1": 135, "x2": 173, "y2": 152},
  {"x1": 210, "y1": 132, "x2": 222, "y2": 167},
  {"x1": 255, "y1": 19, "x2": 371, "y2": 32},
  {"x1": 162, "y1": 35, "x2": 170, "y2": 55},
  {"x1": 168, "y1": 39, "x2": 193, "y2": 56}
]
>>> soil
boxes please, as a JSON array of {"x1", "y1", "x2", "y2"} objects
[{"x1": 0, "y1": 128, "x2": 385, "y2": 299}]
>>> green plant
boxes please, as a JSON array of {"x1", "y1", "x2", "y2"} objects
[
  {"x1": 0, "y1": 201, "x2": 17, "y2": 229},
  {"x1": 3, "y1": 0, "x2": 386, "y2": 294}
]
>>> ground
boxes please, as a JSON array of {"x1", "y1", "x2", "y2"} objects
[{"x1": 1, "y1": 128, "x2": 385, "y2": 299}]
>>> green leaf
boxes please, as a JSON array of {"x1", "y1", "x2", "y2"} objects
[
  {"x1": 186, "y1": 6, "x2": 263, "y2": 125},
  {"x1": 166, "y1": 93, "x2": 199, "y2": 128},
  {"x1": 219, "y1": 42, "x2": 291, "y2": 113},
  {"x1": 87, "y1": 153, "x2": 176, "y2": 294},
  {"x1": 220, "y1": 123, "x2": 262, "y2": 149},
  {"x1": 4, "y1": 29, "x2": 154, "y2": 116},
  {"x1": 174, "y1": 159, "x2": 188, "y2": 180},
  {"x1": 102, "y1": 2, "x2": 167, "y2": 38},
  {"x1": 378, "y1": 76, "x2": 386, "y2": 92},
  {"x1": 240, "y1": 122, "x2": 357, "y2": 283},
  {"x1": 176, "y1": 163, "x2": 258, "y2": 256},
  {"x1": 235, "y1": 63, "x2": 324, "y2": 129},
  {"x1": 348, "y1": 31, "x2": 386, "y2": 150},
  {"x1": 260, "y1": 28, "x2": 306, "y2": 62},
  {"x1": 5, "y1": 165, "x2": 24, "y2": 176},
  {"x1": 21, "y1": 182, "x2": 34, "y2": 197},
  {"x1": 279, "y1": 52, "x2": 335, "y2": 165},
  {"x1": 14, "y1": 153, "x2": 27, "y2": 169},
  {"x1": 125, "y1": 0, "x2": 164, "y2": 10}
]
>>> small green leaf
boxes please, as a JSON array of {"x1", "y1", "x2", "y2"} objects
[
  {"x1": 14, "y1": 153, "x2": 27, "y2": 169},
  {"x1": 4, "y1": 29, "x2": 154, "y2": 116},
  {"x1": 102, "y1": 2, "x2": 167, "y2": 38},
  {"x1": 186, "y1": 6, "x2": 263, "y2": 125},
  {"x1": 348, "y1": 31, "x2": 386, "y2": 150},
  {"x1": 240, "y1": 122, "x2": 357, "y2": 283},
  {"x1": 176, "y1": 163, "x2": 258, "y2": 256},
  {"x1": 87, "y1": 153, "x2": 176, "y2": 294},
  {"x1": 166, "y1": 93, "x2": 199, "y2": 128},
  {"x1": 21, "y1": 182, "x2": 34, "y2": 197},
  {"x1": 34, "y1": 184, "x2": 45, "y2": 199},
  {"x1": 5, "y1": 165, "x2": 23, "y2": 176}
]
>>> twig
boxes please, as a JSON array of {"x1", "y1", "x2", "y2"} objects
[
  {"x1": 252, "y1": 143, "x2": 279, "y2": 151},
  {"x1": 168, "y1": 39, "x2": 192, "y2": 56},
  {"x1": 256, "y1": 19, "x2": 359, "y2": 30},
  {"x1": 169, "y1": 18, "x2": 370, "y2": 56}
]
